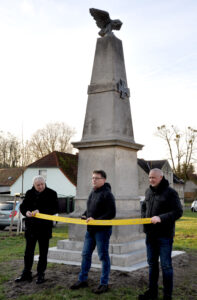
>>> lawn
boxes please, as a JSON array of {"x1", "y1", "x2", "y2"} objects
[
  {"x1": 0, "y1": 225, "x2": 68, "y2": 264},
  {"x1": 0, "y1": 210, "x2": 196, "y2": 300},
  {"x1": 174, "y1": 210, "x2": 197, "y2": 250}
]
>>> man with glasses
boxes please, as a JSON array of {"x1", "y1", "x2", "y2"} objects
[{"x1": 71, "y1": 170, "x2": 116, "y2": 294}]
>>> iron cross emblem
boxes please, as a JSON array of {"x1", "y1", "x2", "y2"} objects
[{"x1": 117, "y1": 79, "x2": 129, "y2": 99}]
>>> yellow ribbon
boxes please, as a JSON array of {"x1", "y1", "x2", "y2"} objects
[{"x1": 34, "y1": 213, "x2": 151, "y2": 226}]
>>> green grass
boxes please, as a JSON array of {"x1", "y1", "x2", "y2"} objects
[
  {"x1": 0, "y1": 225, "x2": 68, "y2": 264},
  {"x1": 13, "y1": 287, "x2": 138, "y2": 300},
  {"x1": 0, "y1": 212, "x2": 197, "y2": 300},
  {"x1": 174, "y1": 210, "x2": 197, "y2": 250},
  {"x1": 0, "y1": 233, "x2": 25, "y2": 262}
]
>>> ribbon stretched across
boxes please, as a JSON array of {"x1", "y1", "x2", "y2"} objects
[{"x1": 34, "y1": 213, "x2": 151, "y2": 226}]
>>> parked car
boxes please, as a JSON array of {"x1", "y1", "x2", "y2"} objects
[
  {"x1": 139, "y1": 196, "x2": 145, "y2": 209},
  {"x1": 191, "y1": 200, "x2": 197, "y2": 212},
  {"x1": 0, "y1": 201, "x2": 24, "y2": 230}
]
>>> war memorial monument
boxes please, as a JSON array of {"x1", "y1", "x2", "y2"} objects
[{"x1": 47, "y1": 8, "x2": 147, "y2": 271}]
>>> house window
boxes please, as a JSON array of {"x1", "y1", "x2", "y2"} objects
[{"x1": 39, "y1": 170, "x2": 47, "y2": 180}]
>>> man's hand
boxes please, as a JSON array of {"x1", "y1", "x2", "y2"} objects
[
  {"x1": 26, "y1": 210, "x2": 39, "y2": 217},
  {"x1": 86, "y1": 217, "x2": 94, "y2": 223},
  {"x1": 151, "y1": 216, "x2": 161, "y2": 224},
  {"x1": 26, "y1": 211, "x2": 33, "y2": 217},
  {"x1": 32, "y1": 210, "x2": 39, "y2": 216}
]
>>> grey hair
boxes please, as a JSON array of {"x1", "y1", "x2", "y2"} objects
[
  {"x1": 33, "y1": 175, "x2": 46, "y2": 185},
  {"x1": 149, "y1": 168, "x2": 163, "y2": 176}
]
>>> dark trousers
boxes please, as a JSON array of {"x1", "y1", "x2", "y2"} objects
[
  {"x1": 24, "y1": 234, "x2": 49, "y2": 275},
  {"x1": 146, "y1": 235, "x2": 173, "y2": 298}
]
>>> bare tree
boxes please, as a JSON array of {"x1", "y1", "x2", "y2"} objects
[
  {"x1": 20, "y1": 140, "x2": 34, "y2": 166},
  {"x1": 0, "y1": 131, "x2": 21, "y2": 167},
  {"x1": 156, "y1": 125, "x2": 197, "y2": 179},
  {"x1": 28, "y1": 122, "x2": 76, "y2": 160}
]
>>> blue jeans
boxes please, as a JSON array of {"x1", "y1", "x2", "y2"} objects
[
  {"x1": 79, "y1": 228, "x2": 112, "y2": 285},
  {"x1": 146, "y1": 236, "x2": 173, "y2": 298}
]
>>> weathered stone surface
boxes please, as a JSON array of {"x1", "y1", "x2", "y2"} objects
[
  {"x1": 72, "y1": 147, "x2": 141, "y2": 203},
  {"x1": 47, "y1": 33, "x2": 145, "y2": 271},
  {"x1": 48, "y1": 240, "x2": 147, "y2": 267},
  {"x1": 56, "y1": 238, "x2": 145, "y2": 254},
  {"x1": 81, "y1": 36, "x2": 135, "y2": 143}
]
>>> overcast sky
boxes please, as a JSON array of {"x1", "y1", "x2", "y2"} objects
[{"x1": 0, "y1": 0, "x2": 196, "y2": 162}]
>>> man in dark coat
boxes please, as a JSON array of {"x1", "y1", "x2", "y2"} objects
[
  {"x1": 139, "y1": 168, "x2": 183, "y2": 300},
  {"x1": 71, "y1": 170, "x2": 116, "y2": 294},
  {"x1": 15, "y1": 175, "x2": 58, "y2": 284}
]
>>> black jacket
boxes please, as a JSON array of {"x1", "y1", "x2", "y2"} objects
[
  {"x1": 83, "y1": 183, "x2": 116, "y2": 232},
  {"x1": 141, "y1": 177, "x2": 183, "y2": 237},
  {"x1": 20, "y1": 186, "x2": 58, "y2": 238}
]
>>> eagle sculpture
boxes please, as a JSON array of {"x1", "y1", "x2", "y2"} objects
[{"x1": 89, "y1": 8, "x2": 122, "y2": 37}]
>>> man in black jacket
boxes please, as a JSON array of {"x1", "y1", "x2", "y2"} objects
[
  {"x1": 139, "y1": 168, "x2": 183, "y2": 300},
  {"x1": 71, "y1": 170, "x2": 116, "y2": 294},
  {"x1": 15, "y1": 176, "x2": 58, "y2": 284}
]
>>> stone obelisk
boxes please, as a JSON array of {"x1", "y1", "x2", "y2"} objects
[{"x1": 47, "y1": 9, "x2": 146, "y2": 270}]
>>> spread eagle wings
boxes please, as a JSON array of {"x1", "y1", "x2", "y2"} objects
[{"x1": 89, "y1": 8, "x2": 111, "y2": 29}]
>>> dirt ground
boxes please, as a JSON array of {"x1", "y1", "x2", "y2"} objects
[{"x1": 3, "y1": 251, "x2": 197, "y2": 299}]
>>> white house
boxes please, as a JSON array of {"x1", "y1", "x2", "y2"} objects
[{"x1": 10, "y1": 151, "x2": 78, "y2": 197}]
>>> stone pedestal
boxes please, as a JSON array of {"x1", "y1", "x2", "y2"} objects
[{"x1": 47, "y1": 34, "x2": 146, "y2": 270}]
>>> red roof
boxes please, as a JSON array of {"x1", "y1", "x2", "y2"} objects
[
  {"x1": 28, "y1": 151, "x2": 59, "y2": 168},
  {"x1": 28, "y1": 151, "x2": 78, "y2": 186},
  {"x1": 0, "y1": 167, "x2": 26, "y2": 186}
]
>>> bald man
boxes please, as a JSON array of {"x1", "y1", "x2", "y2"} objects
[{"x1": 139, "y1": 169, "x2": 183, "y2": 300}]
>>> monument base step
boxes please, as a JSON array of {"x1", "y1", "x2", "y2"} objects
[
  {"x1": 57, "y1": 238, "x2": 146, "y2": 254},
  {"x1": 46, "y1": 246, "x2": 146, "y2": 267},
  {"x1": 45, "y1": 238, "x2": 148, "y2": 267},
  {"x1": 34, "y1": 250, "x2": 184, "y2": 272}
]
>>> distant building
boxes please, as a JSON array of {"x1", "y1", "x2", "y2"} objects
[
  {"x1": 184, "y1": 174, "x2": 197, "y2": 200},
  {"x1": 5, "y1": 151, "x2": 78, "y2": 197},
  {"x1": 0, "y1": 154, "x2": 185, "y2": 205},
  {"x1": 138, "y1": 159, "x2": 184, "y2": 203},
  {"x1": 0, "y1": 167, "x2": 25, "y2": 194}
]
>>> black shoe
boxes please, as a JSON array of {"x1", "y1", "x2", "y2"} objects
[
  {"x1": 138, "y1": 289, "x2": 158, "y2": 300},
  {"x1": 36, "y1": 274, "x2": 45, "y2": 284},
  {"x1": 15, "y1": 273, "x2": 32, "y2": 283},
  {"x1": 93, "y1": 284, "x2": 109, "y2": 294},
  {"x1": 70, "y1": 280, "x2": 88, "y2": 290}
]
